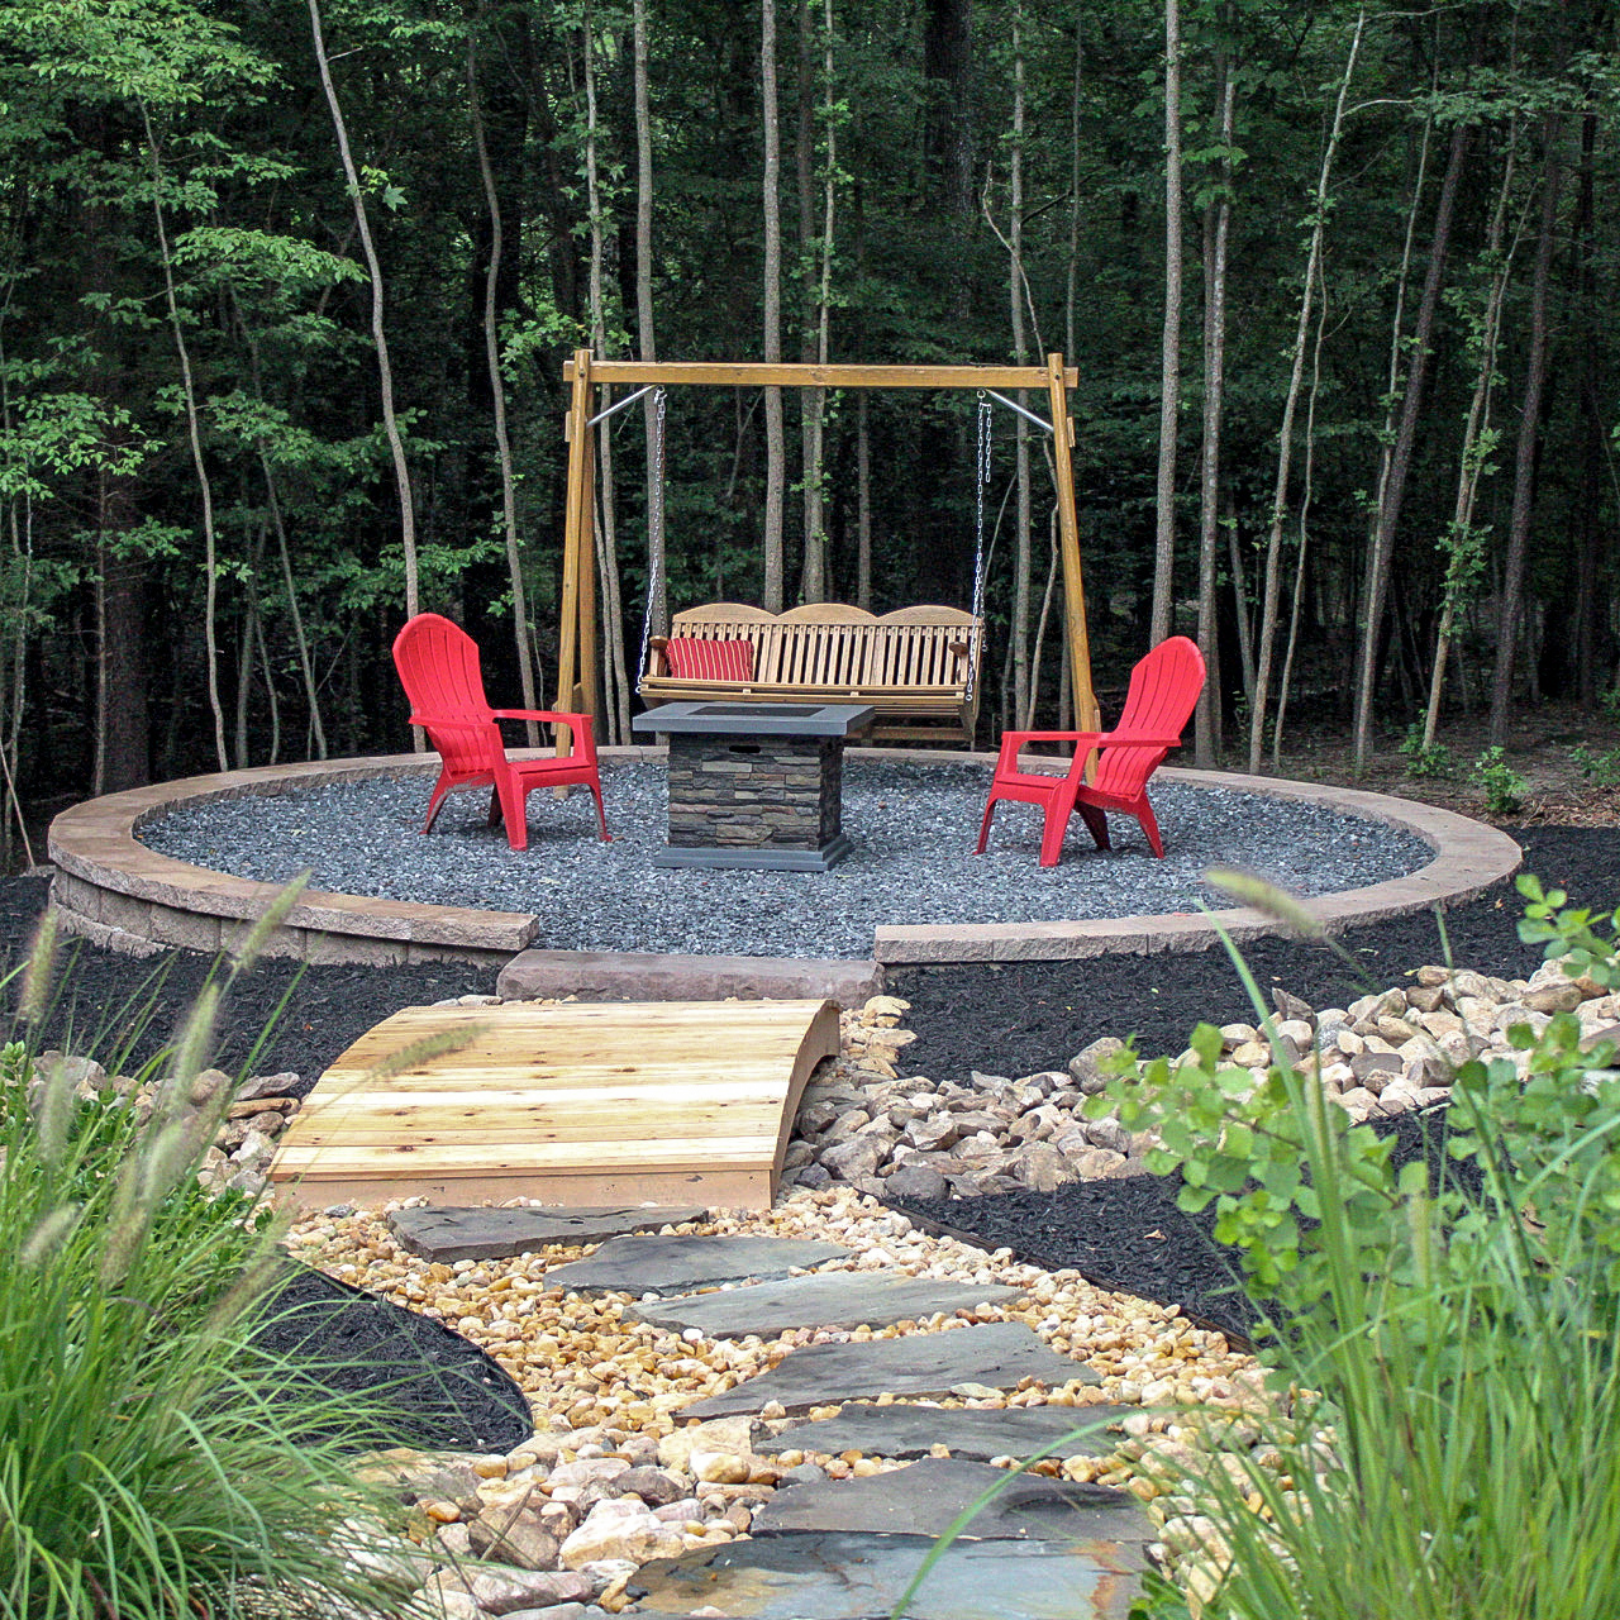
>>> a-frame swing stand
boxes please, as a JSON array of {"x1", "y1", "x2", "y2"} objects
[{"x1": 553, "y1": 351, "x2": 1100, "y2": 739}]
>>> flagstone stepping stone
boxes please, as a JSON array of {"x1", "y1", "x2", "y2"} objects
[
  {"x1": 751, "y1": 1457, "x2": 1155, "y2": 1545},
  {"x1": 544, "y1": 1234, "x2": 850, "y2": 1295},
  {"x1": 681, "y1": 1322, "x2": 1099, "y2": 1419},
  {"x1": 631, "y1": 1528, "x2": 1144, "y2": 1619},
  {"x1": 387, "y1": 1204, "x2": 708, "y2": 1263},
  {"x1": 627, "y1": 1274, "x2": 1023, "y2": 1337},
  {"x1": 767, "y1": 1401, "x2": 1137, "y2": 1462}
]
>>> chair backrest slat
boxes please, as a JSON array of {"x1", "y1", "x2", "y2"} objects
[
  {"x1": 1094, "y1": 636, "x2": 1205, "y2": 796},
  {"x1": 393, "y1": 613, "x2": 505, "y2": 776}
]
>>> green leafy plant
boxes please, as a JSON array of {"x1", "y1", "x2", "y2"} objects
[
  {"x1": 1087, "y1": 874, "x2": 1620, "y2": 1619},
  {"x1": 1470, "y1": 744, "x2": 1527, "y2": 814},
  {"x1": 0, "y1": 895, "x2": 424, "y2": 1620},
  {"x1": 1398, "y1": 722, "x2": 1454, "y2": 779},
  {"x1": 1571, "y1": 741, "x2": 1620, "y2": 787}
]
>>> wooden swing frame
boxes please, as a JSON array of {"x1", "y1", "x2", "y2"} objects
[{"x1": 555, "y1": 347, "x2": 1100, "y2": 740}]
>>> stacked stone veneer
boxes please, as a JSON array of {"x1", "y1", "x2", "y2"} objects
[{"x1": 667, "y1": 734, "x2": 842, "y2": 852}]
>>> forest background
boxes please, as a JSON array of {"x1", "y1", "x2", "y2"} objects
[{"x1": 0, "y1": 0, "x2": 1613, "y2": 866}]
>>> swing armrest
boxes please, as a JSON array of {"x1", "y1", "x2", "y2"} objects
[{"x1": 646, "y1": 637, "x2": 671, "y2": 677}]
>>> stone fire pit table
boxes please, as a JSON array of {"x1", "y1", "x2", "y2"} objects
[{"x1": 631, "y1": 701, "x2": 875, "y2": 872}]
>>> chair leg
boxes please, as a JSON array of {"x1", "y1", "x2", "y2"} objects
[
  {"x1": 975, "y1": 795, "x2": 999, "y2": 854},
  {"x1": 1076, "y1": 802, "x2": 1111, "y2": 852},
  {"x1": 495, "y1": 774, "x2": 530, "y2": 852},
  {"x1": 423, "y1": 773, "x2": 452, "y2": 834},
  {"x1": 1038, "y1": 794, "x2": 1070, "y2": 867},
  {"x1": 487, "y1": 788, "x2": 502, "y2": 827},
  {"x1": 588, "y1": 779, "x2": 612, "y2": 842},
  {"x1": 1136, "y1": 797, "x2": 1164, "y2": 858}
]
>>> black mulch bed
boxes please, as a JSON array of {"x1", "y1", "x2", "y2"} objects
[
  {"x1": 891, "y1": 1103, "x2": 1488, "y2": 1344},
  {"x1": 2, "y1": 821, "x2": 1614, "y2": 1409},
  {"x1": 253, "y1": 1262, "x2": 533, "y2": 1453},
  {"x1": 0, "y1": 876, "x2": 493, "y2": 1096}
]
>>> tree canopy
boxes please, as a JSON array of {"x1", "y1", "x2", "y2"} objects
[{"x1": 0, "y1": 0, "x2": 1613, "y2": 848}]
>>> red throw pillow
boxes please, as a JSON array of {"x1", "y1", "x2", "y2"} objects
[{"x1": 665, "y1": 637, "x2": 753, "y2": 681}]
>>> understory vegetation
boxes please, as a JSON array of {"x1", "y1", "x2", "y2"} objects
[{"x1": 1099, "y1": 876, "x2": 1620, "y2": 1618}]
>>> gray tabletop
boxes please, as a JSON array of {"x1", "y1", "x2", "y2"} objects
[{"x1": 632, "y1": 701, "x2": 875, "y2": 738}]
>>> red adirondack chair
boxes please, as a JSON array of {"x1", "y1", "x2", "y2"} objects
[
  {"x1": 976, "y1": 636, "x2": 1206, "y2": 866},
  {"x1": 392, "y1": 613, "x2": 610, "y2": 853}
]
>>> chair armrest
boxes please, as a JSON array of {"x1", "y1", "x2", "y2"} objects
[
  {"x1": 1001, "y1": 729, "x2": 1107, "y2": 751},
  {"x1": 489, "y1": 709, "x2": 594, "y2": 731},
  {"x1": 1095, "y1": 732, "x2": 1186, "y2": 748},
  {"x1": 409, "y1": 713, "x2": 488, "y2": 732},
  {"x1": 1007, "y1": 728, "x2": 1185, "y2": 749},
  {"x1": 994, "y1": 730, "x2": 1106, "y2": 774}
]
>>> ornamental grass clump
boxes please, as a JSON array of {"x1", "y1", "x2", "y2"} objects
[
  {"x1": 0, "y1": 890, "x2": 417, "y2": 1620},
  {"x1": 1097, "y1": 874, "x2": 1620, "y2": 1620}
]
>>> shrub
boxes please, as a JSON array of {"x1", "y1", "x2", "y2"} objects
[
  {"x1": 1398, "y1": 722, "x2": 1454, "y2": 779},
  {"x1": 1571, "y1": 741, "x2": 1620, "y2": 787},
  {"x1": 0, "y1": 897, "x2": 418, "y2": 1620},
  {"x1": 1096, "y1": 875, "x2": 1620, "y2": 1620},
  {"x1": 1469, "y1": 744, "x2": 1527, "y2": 814}
]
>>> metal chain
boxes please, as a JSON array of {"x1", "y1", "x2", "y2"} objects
[
  {"x1": 965, "y1": 392, "x2": 992, "y2": 703},
  {"x1": 637, "y1": 387, "x2": 668, "y2": 682}
]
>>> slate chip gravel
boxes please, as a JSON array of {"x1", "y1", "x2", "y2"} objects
[{"x1": 135, "y1": 758, "x2": 1434, "y2": 959}]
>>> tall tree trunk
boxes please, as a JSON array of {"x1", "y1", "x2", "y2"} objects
[
  {"x1": 1064, "y1": 12, "x2": 1084, "y2": 362},
  {"x1": 1490, "y1": 115, "x2": 1564, "y2": 743},
  {"x1": 469, "y1": 21, "x2": 542, "y2": 747},
  {"x1": 1149, "y1": 0, "x2": 1183, "y2": 648},
  {"x1": 1350, "y1": 119, "x2": 1471, "y2": 772},
  {"x1": 307, "y1": 0, "x2": 420, "y2": 626},
  {"x1": 94, "y1": 469, "x2": 147, "y2": 796},
  {"x1": 1572, "y1": 108, "x2": 1604, "y2": 705},
  {"x1": 581, "y1": 4, "x2": 631, "y2": 745},
  {"x1": 923, "y1": 0, "x2": 974, "y2": 314},
  {"x1": 1009, "y1": 3, "x2": 1032, "y2": 724},
  {"x1": 799, "y1": 0, "x2": 836, "y2": 602},
  {"x1": 856, "y1": 390, "x2": 872, "y2": 610},
  {"x1": 633, "y1": 0, "x2": 663, "y2": 664},
  {"x1": 1273, "y1": 244, "x2": 1331, "y2": 768},
  {"x1": 1194, "y1": 49, "x2": 1233, "y2": 767},
  {"x1": 761, "y1": 0, "x2": 786, "y2": 610},
  {"x1": 1249, "y1": 10, "x2": 1362, "y2": 774},
  {"x1": 142, "y1": 111, "x2": 227, "y2": 773},
  {"x1": 1424, "y1": 124, "x2": 1520, "y2": 747}
]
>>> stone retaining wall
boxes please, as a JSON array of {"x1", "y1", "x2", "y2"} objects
[{"x1": 45, "y1": 750, "x2": 1522, "y2": 971}]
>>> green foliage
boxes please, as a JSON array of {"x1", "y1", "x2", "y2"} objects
[
  {"x1": 0, "y1": 921, "x2": 413, "y2": 1618},
  {"x1": 1103, "y1": 878, "x2": 1620, "y2": 1619},
  {"x1": 1398, "y1": 722, "x2": 1454, "y2": 779},
  {"x1": 1470, "y1": 745, "x2": 1527, "y2": 814},
  {"x1": 1571, "y1": 741, "x2": 1620, "y2": 786}
]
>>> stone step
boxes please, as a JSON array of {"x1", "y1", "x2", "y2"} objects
[
  {"x1": 628, "y1": 1272, "x2": 1024, "y2": 1338},
  {"x1": 543, "y1": 1233, "x2": 850, "y2": 1295},
  {"x1": 387, "y1": 1204, "x2": 709, "y2": 1263},
  {"x1": 767, "y1": 1400, "x2": 1137, "y2": 1462},
  {"x1": 630, "y1": 1527, "x2": 1145, "y2": 1619},
  {"x1": 682, "y1": 1321, "x2": 1099, "y2": 1420},
  {"x1": 751, "y1": 1456, "x2": 1154, "y2": 1544}
]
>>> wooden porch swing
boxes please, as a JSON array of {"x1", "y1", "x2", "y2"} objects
[{"x1": 553, "y1": 350, "x2": 1100, "y2": 744}]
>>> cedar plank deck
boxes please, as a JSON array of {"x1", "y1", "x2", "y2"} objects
[{"x1": 268, "y1": 998, "x2": 840, "y2": 1212}]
